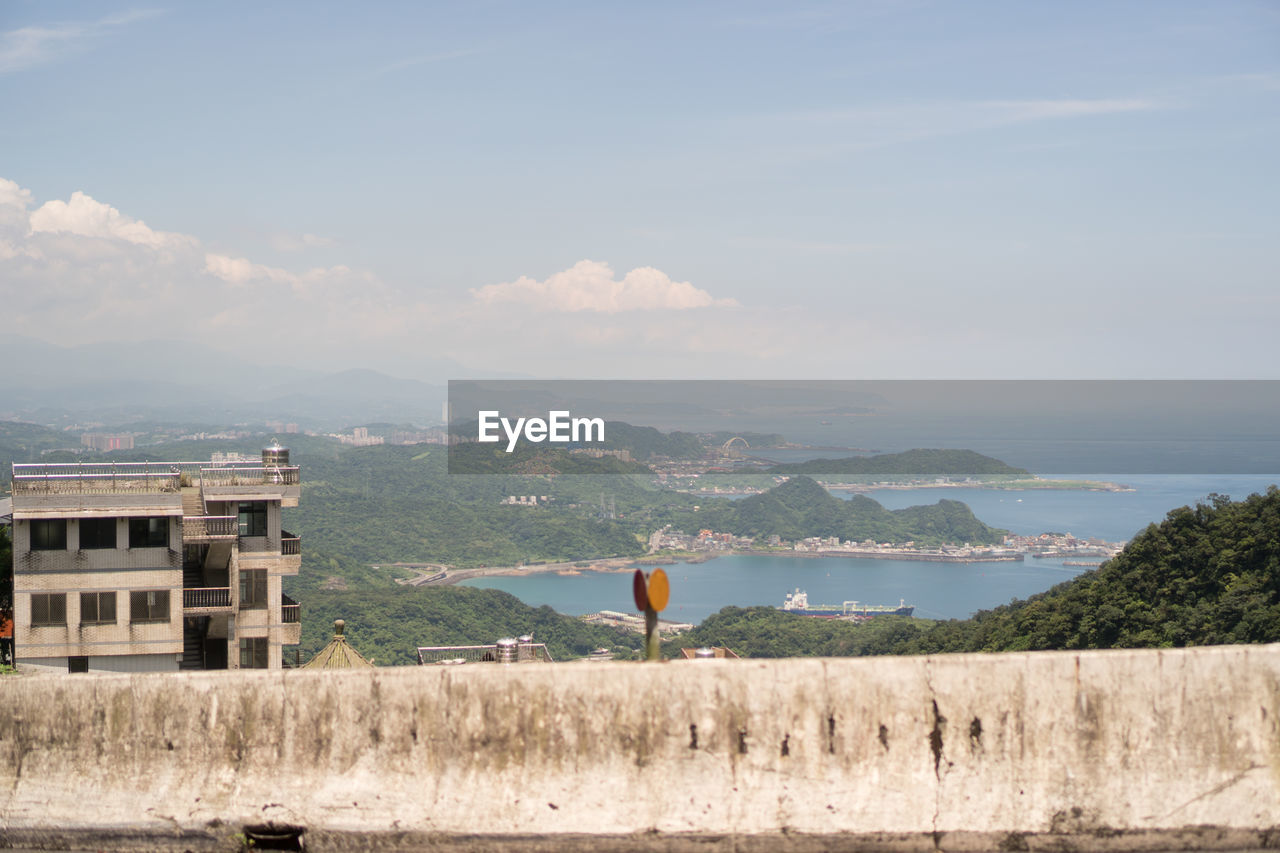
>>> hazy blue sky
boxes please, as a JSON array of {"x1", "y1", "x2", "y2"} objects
[{"x1": 2, "y1": 2, "x2": 1277, "y2": 379}]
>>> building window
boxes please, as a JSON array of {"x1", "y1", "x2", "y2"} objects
[
  {"x1": 237, "y1": 502, "x2": 267, "y2": 537},
  {"x1": 129, "y1": 590, "x2": 170, "y2": 623},
  {"x1": 31, "y1": 593, "x2": 67, "y2": 626},
  {"x1": 239, "y1": 637, "x2": 269, "y2": 669},
  {"x1": 68, "y1": 656, "x2": 89, "y2": 673},
  {"x1": 30, "y1": 519, "x2": 67, "y2": 551},
  {"x1": 128, "y1": 517, "x2": 169, "y2": 549},
  {"x1": 239, "y1": 569, "x2": 267, "y2": 610},
  {"x1": 80, "y1": 591, "x2": 117, "y2": 625},
  {"x1": 80, "y1": 518, "x2": 118, "y2": 550}
]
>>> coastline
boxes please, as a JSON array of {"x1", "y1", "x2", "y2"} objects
[{"x1": 407, "y1": 544, "x2": 1038, "y2": 587}]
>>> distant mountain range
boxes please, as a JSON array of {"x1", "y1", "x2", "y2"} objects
[{"x1": 0, "y1": 335, "x2": 464, "y2": 428}]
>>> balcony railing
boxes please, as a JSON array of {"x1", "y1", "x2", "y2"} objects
[
  {"x1": 281, "y1": 531, "x2": 301, "y2": 556},
  {"x1": 182, "y1": 515, "x2": 238, "y2": 542},
  {"x1": 416, "y1": 642, "x2": 554, "y2": 665},
  {"x1": 183, "y1": 587, "x2": 232, "y2": 611},
  {"x1": 12, "y1": 463, "x2": 182, "y2": 495},
  {"x1": 282, "y1": 594, "x2": 300, "y2": 624},
  {"x1": 11, "y1": 461, "x2": 300, "y2": 496},
  {"x1": 200, "y1": 466, "x2": 300, "y2": 487}
]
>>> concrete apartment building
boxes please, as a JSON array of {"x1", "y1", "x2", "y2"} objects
[{"x1": 7, "y1": 446, "x2": 301, "y2": 673}]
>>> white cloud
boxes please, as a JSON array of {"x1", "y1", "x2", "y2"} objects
[
  {"x1": 0, "y1": 177, "x2": 33, "y2": 210},
  {"x1": 471, "y1": 259, "x2": 739, "y2": 313},
  {"x1": 204, "y1": 253, "x2": 359, "y2": 294},
  {"x1": 0, "y1": 177, "x2": 392, "y2": 364},
  {"x1": 30, "y1": 190, "x2": 195, "y2": 250},
  {"x1": 0, "y1": 177, "x2": 34, "y2": 230},
  {"x1": 0, "y1": 10, "x2": 158, "y2": 74},
  {"x1": 204, "y1": 253, "x2": 297, "y2": 286}
]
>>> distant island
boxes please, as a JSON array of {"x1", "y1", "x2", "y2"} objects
[
  {"x1": 663, "y1": 475, "x2": 1008, "y2": 546},
  {"x1": 766, "y1": 448, "x2": 1031, "y2": 477}
]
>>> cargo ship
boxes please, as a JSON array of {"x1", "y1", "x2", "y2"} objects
[{"x1": 779, "y1": 589, "x2": 914, "y2": 619}]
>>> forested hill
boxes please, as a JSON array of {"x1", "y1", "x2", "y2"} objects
[
  {"x1": 680, "y1": 475, "x2": 1007, "y2": 545},
  {"x1": 767, "y1": 448, "x2": 1029, "y2": 478},
  {"x1": 297, "y1": 587, "x2": 644, "y2": 666},
  {"x1": 676, "y1": 487, "x2": 1280, "y2": 657},
  {"x1": 931, "y1": 487, "x2": 1280, "y2": 651}
]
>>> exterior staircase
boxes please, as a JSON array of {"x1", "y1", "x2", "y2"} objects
[
  {"x1": 180, "y1": 617, "x2": 207, "y2": 670},
  {"x1": 181, "y1": 486, "x2": 204, "y2": 518}
]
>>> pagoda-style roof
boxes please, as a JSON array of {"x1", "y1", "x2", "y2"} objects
[{"x1": 302, "y1": 620, "x2": 374, "y2": 669}]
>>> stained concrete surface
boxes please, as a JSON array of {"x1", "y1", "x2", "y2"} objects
[{"x1": 2, "y1": 645, "x2": 1280, "y2": 850}]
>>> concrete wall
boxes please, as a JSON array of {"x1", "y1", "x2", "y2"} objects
[
  {"x1": 3, "y1": 645, "x2": 1280, "y2": 851},
  {"x1": 21, "y1": 653, "x2": 179, "y2": 674}
]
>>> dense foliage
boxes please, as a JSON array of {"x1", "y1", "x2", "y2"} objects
[
  {"x1": 296, "y1": 586, "x2": 644, "y2": 666},
  {"x1": 768, "y1": 448, "x2": 1029, "y2": 478},
  {"x1": 677, "y1": 488, "x2": 1280, "y2": 657},
  {"x1": 672, "y1": 607, "x2": 921, "y2": 658},
  {"x1": 0, "y1": 421, "x2": 73, "y2": 484},
  {"x1": 679, "y1": 476, "x2": 1007, "y2": 545}
]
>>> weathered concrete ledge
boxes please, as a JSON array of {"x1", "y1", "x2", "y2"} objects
[{"x1": 3, "y1": 645, "x2": 1280, "y2": 851}]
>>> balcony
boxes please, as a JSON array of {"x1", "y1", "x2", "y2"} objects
[
  {"x1": 182, "y1": 515, "x2": 237, "y2": 543},
  {"x1": 281, "y1": 531, "x2": 301, "y2": 556},
  {"x1": 282, "y1": 594, "x2": 300, "y2": 624},
  {"x1": 184, "y1": 587, "x2": 233, "y2": 612}
]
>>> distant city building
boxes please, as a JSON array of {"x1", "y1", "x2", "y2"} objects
[
  {"x1": 209, "y1": 451, "x2": 255, "y2": 464},
  {"x1": 8, "y1": 445, "x2": 302, "y2": 674},
  {"x1": 569, "y1": 448, "x2": 632, "y2": 461},
  {"x1": 390, "y1": 429, "x2": 446, "y2": 445},
  {"x1": 337, "y1": 427, "x2": 384, "y2": 447},
  {"x1": 500, "y1": 495, "x2": 549, "y2": 506},
  {"x1": 80, "y1": 433, "x2": 134, "y2": 452}
]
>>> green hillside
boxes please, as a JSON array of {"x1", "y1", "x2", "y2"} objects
[{"x1": 296, "y1": 586, "x2": 644, "y2": 666}]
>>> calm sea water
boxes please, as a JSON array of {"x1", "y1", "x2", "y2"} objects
[{"x1": 460, "y1": 475, "x2": 1279, "y2": 623}]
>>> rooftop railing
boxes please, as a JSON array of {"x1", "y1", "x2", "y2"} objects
[
  {"x1": 10, "y1": 461, "x2": 299, "y2": 496},
  {"x1": 12, "y1": 463, "x2": 182, "y2": 495},
  {"x1": 200, "y1": 466, "x2": 300, "y2": 487},
  {"x1": 416, "y1": 643, "x2": 554, "y2": 665}
]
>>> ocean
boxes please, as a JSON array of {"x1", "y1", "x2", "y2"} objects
[{"x1": 459, "y1": 474, "x2": 1279, "y2": 624}]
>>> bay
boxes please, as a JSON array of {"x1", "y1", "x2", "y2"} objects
[{"x1": 460, "y1": 474, "x2": 1280, "y2": 624}]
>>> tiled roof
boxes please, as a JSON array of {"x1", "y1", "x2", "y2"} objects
[{"x1": 302, "y1": 619, "x2": 375, "y2": 669}]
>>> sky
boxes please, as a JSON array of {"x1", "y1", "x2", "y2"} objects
[{"x1": 1, "y1": 1, "x2": 1278, "y2": 380}]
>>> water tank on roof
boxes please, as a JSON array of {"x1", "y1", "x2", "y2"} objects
[
  {"x1": 263, "y1": 443, "x2": 290, "y2": 467},
  {"x1": 496, "y1": 637, "x2": 518, "y2": 664}
]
